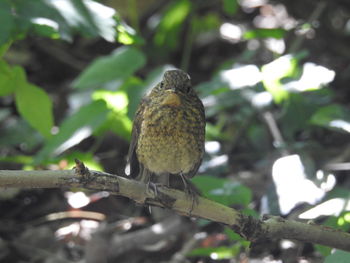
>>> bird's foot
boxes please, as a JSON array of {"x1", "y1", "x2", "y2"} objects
[{"x1": 179, "y1": 174, "x2": 200, "y2": 215}]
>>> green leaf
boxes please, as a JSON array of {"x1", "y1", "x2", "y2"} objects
[
  {"x1": 0, "y1": 1, "x2": 15, "y2": 45},
  {"x1": 72, "y1": 46, "x2": 146, "y2": 89},
  {"x1": 13, "y1": 0, "x2": 69, "y2": 40},
  {"x1": 280, "y1": 93, "x2": 316, "y2": 139},
  {"x1": 244, "y1": 28, "x2": 287, "y2": 39},
  {"x1": 224, "y1": 227, "x2": 245, "y2": 241},
  {"x1": 192, "y1": 13, "x2": 221, "y2": 35},
  {"x1": 310, "y1": 104, "x2": 349, "y2": 130},
  {"x1": 224, "y1": 227, "x2": 251, "y2": 248},
  {"x1": 0, "y1": 155, "x2": 33, "y2": 165},
  {"x1": 14, "y1": 67, "x2": 53, "y2": 138},
  {"x1": 95, "y1": 112, "x2": 132, "y2": 141},
  {"x1": 34, "y1": 100, "x2": 110, "y2": 163},
  {"x1": 0, "y1": 42, "x2": 12, "y2": 58},
  {"x1": 115, "y1": 17, "x2": 144, "y2": 45},
  {"x1": 53, "y1": 0, "x2": 116, "y2": 41},
  {"x1": 0, "y1": 59, "x2": 15, "y2": 96},
  {"x1": 32, "y1": 21, "x2": 60, "y2": 39},
  {"x1": 315, "y1": 244, "x2": 332, "y2": 257},
  {"x1": 325, "y1": 250, "x2": 350, "y2": 263},
  {"x1": 0, "y1": 118, "x2": 42, "y2": 150},
  {"x1": 192, "y1": 176, "x2": 252, "y2": 206},
  {"x1": 92, "y1": 89, "x2": 132, "y2": 140},
  {"x1": 154, "y1": 0, "x2": 191, "y2": 49},
  {"x1": 223, "y1": 0, "x2": 238, "y2": 15}
]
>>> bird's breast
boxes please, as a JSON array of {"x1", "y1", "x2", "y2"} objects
[{"x1": 136, "y1": 100, "x2": 204, "y2": 175}]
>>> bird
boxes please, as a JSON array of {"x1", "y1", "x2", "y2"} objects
[{"x1": 127, "y1": 69, "x2": 205, "y2": 202}]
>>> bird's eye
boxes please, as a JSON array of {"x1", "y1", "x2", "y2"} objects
[
  {"x1": 186, "y1": 85, "x2": 191, "y2": 93},
  {"x1": 160, "y1": 81, "x2": 164, "y2": 89}
]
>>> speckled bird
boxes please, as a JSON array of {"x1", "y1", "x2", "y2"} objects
[{"x1": 127, "y1": 69, "x2": 205, "y2": 194}]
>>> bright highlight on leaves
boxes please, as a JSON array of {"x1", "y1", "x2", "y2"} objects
[
  {"x1": 92, "y1": 90, "x2": 132, "y2": 140},
  {"x1": 261, "y1": 55, "x2": 297, "y2": 103},
  {"x1": 12, "y1": 0, "x2": 116, "y2": 42}
]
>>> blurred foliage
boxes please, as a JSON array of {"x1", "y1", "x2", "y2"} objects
[
  {"x1": 1, "y1": 0, "x2": 350, "y2": 262},
  {"x1": 192, "y1": 175, "x2": 253, "y2": 208}
]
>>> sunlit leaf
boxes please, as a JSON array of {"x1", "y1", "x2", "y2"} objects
[
  {"x1": 291, "y1": 62, "x2": 335, "y2": 92},
  {"x1": 115, "y1": 17, "x2": 144, "y2": 45},
  {"x1": 261, "y1": 55, "x2": 298, "y2": 103},
  {"x1": 244, "y1": 28, "x2": 287, "y2": 39},
  {"x1": 14, "y1": 67, "x2": 53, "y2": 138},
  {"x1": 13, "y1": 0, "x2": 116, "y2": 42},
  {"x1": 117, "y1": 26, "x2": 135, "y2": 45},
  {"x1": 92, "y1": 89, "x2": 132, "y2": 140},
  {"x1": 31, "y1": 18, "x2": 60, "y2": 39},
  {"x1": 72, "y1": 46, "x2": 146, "y2": 89},
  {"x1": 93, "y1": 90, "x2": 128, "y2": 113},
  {"x1": 56, "y1": 0, "x2": 116, "y2": 42}
]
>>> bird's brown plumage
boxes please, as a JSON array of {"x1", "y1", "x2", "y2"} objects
[{"x1": 127, "y1": 69, "x2": 205, "y2": 189}]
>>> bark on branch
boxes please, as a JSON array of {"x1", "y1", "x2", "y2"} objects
[{"x1": 0, "y1": 166, "x2": 349, "y2": 252}]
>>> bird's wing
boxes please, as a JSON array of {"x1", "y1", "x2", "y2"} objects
[
  {"x1": 186, "y1": 97, "x2": 206, "y2": 178},
  {"x1": 127, "y1": 97, "x2": 149, "y2": 178}
]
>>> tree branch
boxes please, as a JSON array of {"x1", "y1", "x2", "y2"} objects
[{"x1": 0, "y1": 167, "x2": 349, "y2": 251}]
